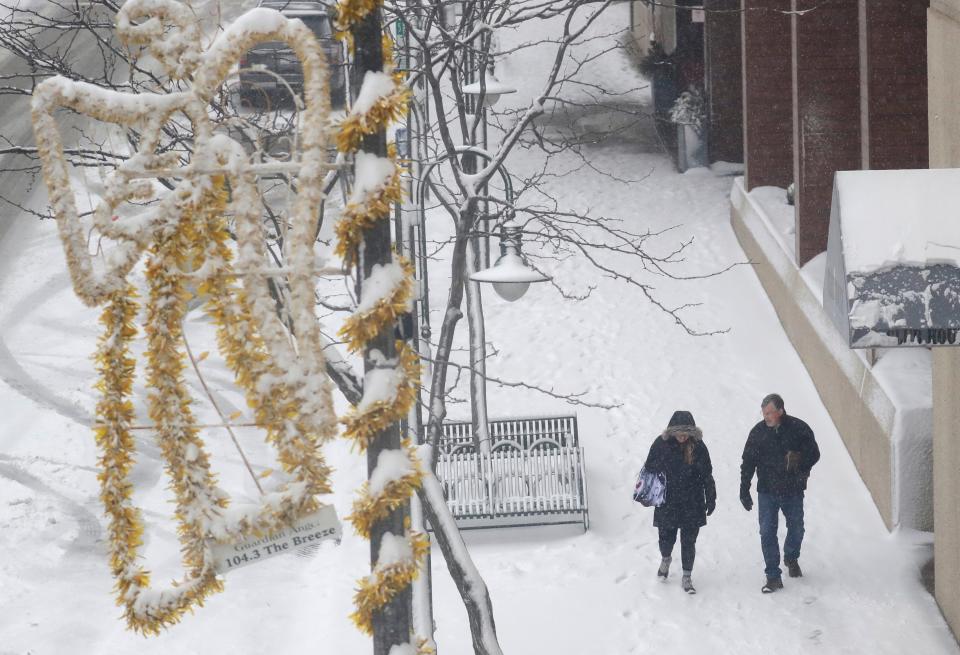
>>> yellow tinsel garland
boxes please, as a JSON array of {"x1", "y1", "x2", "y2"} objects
[
  {"x1": 336, "y1": 85, "x2": 412, "y2": 153},
  {"x1": 92, "y1": 210, "x2": 228, "y2": 634},
  {"x1": 197, "y1": 193, "x2": 334, "y2": 510},
  {"x1": 335, "y1": 170, "x2": 405, "y2": 266},
  {"x1": 349, "y1": 530, "x2": 431, "y2": 634},
  {"x1": 145, "y1": 189, "x2": 230, "y2": 569},
  {"x1": 339, "y1": 257, "x2": 414, "y2": 351},
  {"x1": 334, "y1": 0, "x2": 380, "y2": 32},
  {"x1": 341, "y1": 341, "x2": 421, "y2": 451},
  {"x1": 336, "y1": 35, "x2": 408, "y2": 154},
  {"x1": 348, "y1": 441, "x2": 424, "y2": 538},
  {"x1": 90, "y1": 176, "x2": 340, "y2": 634}
]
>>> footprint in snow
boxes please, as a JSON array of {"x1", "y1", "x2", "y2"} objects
[
  {"x1": 804, "y1": 596, "x2": 818, "y2": 605},
  {"x1": 614, "y1": 572, "x2": 631, "y2": 584}
]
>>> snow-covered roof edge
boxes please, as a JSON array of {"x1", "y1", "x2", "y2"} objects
[{"x1": 835, "y1": 168, "x2": 960, "y2": 274}]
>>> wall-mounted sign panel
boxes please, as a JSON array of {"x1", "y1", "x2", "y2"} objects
[{"x1": 824, "y1": 169, "x2": 960, "y2": 348}]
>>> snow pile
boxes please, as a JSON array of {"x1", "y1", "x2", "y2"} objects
[
  {"x1": 835, "y1": 168, "x2": 960, "y2": 273},
  {"x1": 352, "y1": 71, "x2": 400, "y2": 116},
  {"x1": 349, "y1": 152, "x2": 398, "y2": 207},
  {"x1": 369, "y1": 448, "x2": 417, "y2": 497},
  {"x1": 748, "y1": 185, "x2": 796, "y2": 263},
  {"x1": 356, "y1": 261, "x2": 412, "y2": 315}
]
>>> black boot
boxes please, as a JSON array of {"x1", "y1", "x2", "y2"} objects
[
  {"x1": 785, "y1": 559, "x2": 802, "y2": 578},
  {"x1": 761, "y1": 577, "x2": 783, "y2": 594}
]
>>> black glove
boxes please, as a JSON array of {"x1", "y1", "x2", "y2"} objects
[
  {"x1": 785, "y1": 450, "x2": 801, "y2": 472},
  {"x1": 740, "y1": 487, "x2": 753, "y2": 511},
  {"x1": 706, "y1": 500, "x2": 715, "y2": 516}
]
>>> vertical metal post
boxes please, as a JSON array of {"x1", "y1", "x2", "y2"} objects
[
  {"x1": 481, "y1": 107, "x2": 490, "y2": 268},
  {"x1": 458, "y1": 10, "x2": 491, "y2": 455},
  {"x1": 399, "y1": 13, "x2": 436, "y2": 647}
]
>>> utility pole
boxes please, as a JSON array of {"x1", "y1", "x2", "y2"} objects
[{"x1": 351, "y1": 9, "x2": 413, "y2": 654}]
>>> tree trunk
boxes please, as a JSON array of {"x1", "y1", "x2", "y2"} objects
[
  {"x1": 353, "y1": 9, "x2": 413, "y2": 654},
  {"x1": 417, "y1": 464, "x2": 504, "y2": 655},
  {"x1": 463, "y1": 227, "x2": 490, "y2": 455}
]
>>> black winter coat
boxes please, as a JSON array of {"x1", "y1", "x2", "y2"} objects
[
  {"x1": 740, "y1": 413, "x2": 820, "y2": 496},
  {"x1": 643, "y1": 427, "x2": 717, "y2": 529}
]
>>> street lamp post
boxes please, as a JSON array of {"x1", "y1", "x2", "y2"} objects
[
  {"x1": 411, "y1": 144, "x2": 516, "y2": 381},
  {"x1": 410, "y1": 149, "x2": 550, "y2": 459},
  {"x1": 461, "y1": 69, "x2": 516, "y2": 268}
]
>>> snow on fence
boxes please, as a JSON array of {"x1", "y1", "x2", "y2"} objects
[
  {"x1": 442, "y1": 415, "x2": 581, "y2": 452},
  {"x1": 434, "y1": 415, "x2": 589, "y2": 530}
]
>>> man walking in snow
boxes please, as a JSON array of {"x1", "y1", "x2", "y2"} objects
[{"x1": 740, "y1": 393, "x2": 820, "y2": 593}]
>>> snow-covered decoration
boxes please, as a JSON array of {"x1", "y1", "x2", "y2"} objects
[
  {"x1": 341, "y1": 343, "x2": 420, "y2": 450},
  {"x1": 116, "y1": 0, "x2": 203, "y2": 79},
  {"x1": 336, "y1": 152, "x2": 405, "y2": 266},
  {"x1": 352, "y1": 71, "x2": 404, "y2": 116},
  {"x1": 31, "y1": 0, "x2": 338, "y2": 635},
  {"x1": 349, "y1": 442, "x2": 424, "y2": 538},
  {"x1": 331, "y1": 1, "x2": 423, "y2": 638},
  {"x1": 335, "y1": 58, "x2": 411, "y2": 154},
  {"x1": 335, "y1": 0, "x2": 381, "y2": 32},
  {"x1": 341, "y1": 259, "x2": 414, "y2": 350},
  {"x1": 350, "y1": 530, "x2": 431, "y2": 635}
]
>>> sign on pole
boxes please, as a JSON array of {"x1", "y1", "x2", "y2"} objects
[{"x1": 211, "y1": 505, "x2": 342, "y2": 574}]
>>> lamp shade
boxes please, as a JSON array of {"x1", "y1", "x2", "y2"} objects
[
  {"x1": 470, "y1": 252, "x2": 549, "y2": 302},
  {"x1": 461, "y1": 73, "x2": 516, "y2": 108}
]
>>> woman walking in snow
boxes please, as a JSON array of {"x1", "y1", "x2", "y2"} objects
[{"x1": 643, "y1": 410, "x2": 716, "y2": 594}]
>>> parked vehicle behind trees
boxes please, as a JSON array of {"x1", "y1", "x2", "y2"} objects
[{"x1": 239, "y1": 0, "x2": 347, "y2": 108}]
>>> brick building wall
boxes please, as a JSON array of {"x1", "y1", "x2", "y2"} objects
[
  {"x1": 704, "y1": 0, "x2": 743, "y2": 163},
  {"x1": 860, "y1": 0, "x2": 929, "y2": 171},
  {"x1": 792, "y1": 0, "x2": 861, "y2": 265},
  {"x1": 742, "y1": 0, "x2": 793, "y2": 190}
]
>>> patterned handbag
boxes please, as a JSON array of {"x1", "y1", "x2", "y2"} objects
[{"x1": 633, "y1": 467, "x2": 667, "y2": 507}]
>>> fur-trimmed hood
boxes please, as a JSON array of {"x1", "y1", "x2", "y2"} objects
[{"x1": 661, "y1": 425, "x2": 704, "y2": 442}]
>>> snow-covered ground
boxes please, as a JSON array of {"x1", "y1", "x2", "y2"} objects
[{"x1": 1, "y1": 3, "x2": 958, "y2": 654}]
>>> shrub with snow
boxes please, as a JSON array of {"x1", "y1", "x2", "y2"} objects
[{"x1": 669, "y1": 86, "x2": 707, "y2": 135}]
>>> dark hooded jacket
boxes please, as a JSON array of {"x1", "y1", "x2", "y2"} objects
[
  {"x1": 643, "y1": 422, "x2": 717, "y2": 529},
  {"x1": 740, "y1": 413, "x2": 820, "y2": 496}
]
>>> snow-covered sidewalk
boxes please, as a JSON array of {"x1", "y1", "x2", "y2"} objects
[{"x1": 0, "y1": 3, "x2": 958, "y2": 654}]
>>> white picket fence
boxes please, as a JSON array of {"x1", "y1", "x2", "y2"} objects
[{"x1": 435, "y1": 427, "x2": 589, "y2": 530}]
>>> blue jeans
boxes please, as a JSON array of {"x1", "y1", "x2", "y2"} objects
[{"x1": 758, "y1": 492, "x2": 805, "y2": 579}]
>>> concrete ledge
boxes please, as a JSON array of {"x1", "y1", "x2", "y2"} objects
[
  {"x1": 929, "y1": 5, "x2": 960, "y2": 168},
  {"x1": 931, "y1": 0, "x2": 960, "y2": 25},
  {"x1": 730, "y1": 177, "x2": 906, "y2": 529},
  {"x1": 934, "y1": 348, "x2": 960, "y2": 638}
]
